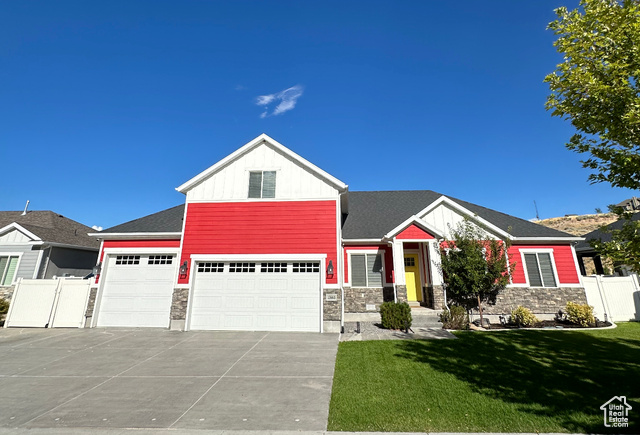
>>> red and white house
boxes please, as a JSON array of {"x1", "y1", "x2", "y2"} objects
[{"x1": 88, "y1": 134, "x2": 587, "y2": 332}]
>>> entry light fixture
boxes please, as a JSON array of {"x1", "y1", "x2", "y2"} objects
[
  {"x1": 92, "y1": 262, "x2": 102, "y2": 276},
  {"x1": 179, "y1": 261, "x2": 188, "y2": 276},
  {"x1": 327, "y1": 260, "x2": 334, "y2": 276}
]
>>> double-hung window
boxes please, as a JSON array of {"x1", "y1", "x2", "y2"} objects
[
  {"x1": 0, "y1": 256, "x2": 19, "y2": 286},
  {"x1": 523, "y1": 252, "x2": 557, "y2": 287},
  {"x1": 248, "y1": 171, "x2": 276, "y2": 198},
  {"x1": 351, "y1": 253, "x2": 383, "y2": 287}
]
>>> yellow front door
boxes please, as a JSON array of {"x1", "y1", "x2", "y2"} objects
[{"x1": 404, "y1": 254, "x2": 422, "y2": 302}]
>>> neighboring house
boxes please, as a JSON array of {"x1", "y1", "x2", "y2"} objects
[
  {"x1": 0, "y1": 210, "x2": 100, "y2": 300},
  {"x1": 87, "y1": 134, "x2": 586, "y2": 332},
  {"x1": 575, "y1": 213, "x2": 640, "y2": 276}
]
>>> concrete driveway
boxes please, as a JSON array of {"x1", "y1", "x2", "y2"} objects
[{"x1": 0, "y1": 328, "x2": 338, "y2": 431}]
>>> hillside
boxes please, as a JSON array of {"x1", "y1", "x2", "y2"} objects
[{"x1": 536, "y1": 213, "x2": 618, "y2": 236}]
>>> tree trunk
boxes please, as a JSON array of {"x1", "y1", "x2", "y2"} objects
[{"x1": 477, "y1": 294, "x2": 484, "y2": 328}]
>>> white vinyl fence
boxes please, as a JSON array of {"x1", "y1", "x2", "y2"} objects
[
  {"x1": 583, "y1": 274, "x2": 640, "y2": 322},
  {"x1": 5, "y1": 278, "x2": 91, "y2": 328}
]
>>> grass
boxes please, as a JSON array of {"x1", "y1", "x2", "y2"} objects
[{"x1": 328, "y1": 322, "x2": 640, "y2": 433}]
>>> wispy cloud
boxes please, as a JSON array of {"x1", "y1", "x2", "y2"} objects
[
  {"x1": 256, "y1": 85, "x2": 304, "y2": 118},
  {"x1": 235, "y1": 84, "x2": 248, "y2": 91},
  {"x1": 92, "y1": 225, "x2": 103, "y2": 231}
]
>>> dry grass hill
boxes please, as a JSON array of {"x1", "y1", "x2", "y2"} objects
[{"x1": 536, "y1": 213, "x2": 618, "y2": 236}]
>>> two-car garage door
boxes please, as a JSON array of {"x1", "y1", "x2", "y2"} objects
[{"x1": 190, "y1": 261, "x2": 321, "y2": 332}]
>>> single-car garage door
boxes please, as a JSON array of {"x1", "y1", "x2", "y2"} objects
[
  {"x1": 190, "y1": 261, "x2": 321, "y2": 332},
  {"x1": 96, "y1": 254, "x2": 176, "y2": 328}
]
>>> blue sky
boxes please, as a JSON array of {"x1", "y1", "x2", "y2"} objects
[{"x1": 2, "y1": 0, "x2": 635, "y2": 230}]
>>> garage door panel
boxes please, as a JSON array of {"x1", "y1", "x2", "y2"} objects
[
  {"x1": 190, "y1": 261, "x2": 320, "y2": 332},
  {"x1": 96, "y1": 254, "x2": 175, "y2": 328}
]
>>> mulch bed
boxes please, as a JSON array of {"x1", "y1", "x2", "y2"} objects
[{"x1": 484, "y1": 319, "x2": 612, "y2": 329}]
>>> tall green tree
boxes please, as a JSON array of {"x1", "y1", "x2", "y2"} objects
[
  {"x1": 546, "y1": 0, "x2": 640, "y2": 272},
  {"x1": 439, "y1": 221, "x2": 514, "y2": 327}
]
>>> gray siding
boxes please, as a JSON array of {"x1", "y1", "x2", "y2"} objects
[
  {"x1": 45, "y1": 247, "x2": 98, "y2": 278},
  {"x1": 0, "y1": 245, "x2": 40, "y2": 281}
]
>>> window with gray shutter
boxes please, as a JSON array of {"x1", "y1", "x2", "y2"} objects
[
  {"x1": 538, "y1": 253, "x2": 557, "y2": 287},
  {"x1": 248, "y1": 171, "x2": 263, "y2": 198},
  {"x1": 262, "y1": 171, "x2": 276, "y2": 198},
  {"x1": 351, "y1": 254, "x2": 367, "y2": 287},
  {"x1": 0, "y1": 256, "x2": 19, "y2": 286},
  {"x1": 351, "y1": 253, "x2": 383, "y2": 287},
  {"x1": 248, "y1": 171, "x2": 277, "y2": 198},
  {"x1": 367, "y1": 254, "x2": 383, "y2": 287},
  {"x1": 524, "y1": 252, "x2": 557, "y2": 287}
]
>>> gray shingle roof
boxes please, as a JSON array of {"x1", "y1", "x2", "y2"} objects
[
  {"x1": 102, "y1": 205, "x2": 185, "y2": 233},
  {"x1": 342, "y1": 191, "x2": 576, "y2": 240},
  {"x1": 0, "y1": 211, "x2": 99, "y2": 249},
  {"x1": 575, "y1": 212, "x2": 640, "y2": 252}
]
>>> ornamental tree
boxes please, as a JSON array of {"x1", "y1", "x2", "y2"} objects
[
  {"x1": 545, "y1": 0, "x2": 640, "y2": 272},
  {"x1": 439, "y1": 221, "x2": 514, "y2": 327}
]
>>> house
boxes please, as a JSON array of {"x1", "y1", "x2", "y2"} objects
[
  {"x1": 575, "y1": 212, "x2": 640, "y2": 276},
  {"x1": 87, "y1": 134, "x2": 586, "y2": 332},
  {"x1": 0, "y1": 210, "x2": 100, "y2": 301}
]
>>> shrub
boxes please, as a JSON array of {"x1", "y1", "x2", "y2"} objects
[
  {"x1": 439, "y1": 305, "x2": 469, "y2": 330},
  {"x1": 565, "y1": 301, "x2": 596, "y2": 327},
  {"x1": 510, "y1": 306, "x2": 539, "y2": 327},
  {"x1": 380, "y1": 301, "x2": 412, "y2": 330},
  {"x1": 0, "y1": 299, "x2": 9, "y2": 315}
]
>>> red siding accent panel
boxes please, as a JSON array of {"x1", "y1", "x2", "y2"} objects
[
  {"x1": 343, "y1": 244, "x2": 393, "y2": 284},
  {"x1": 96, "y1": 239, "x2": 182, "y2": 283},
  {"x1": 180, "y1": 201, "x2": 338, "y2": 284},
  {"x1": 508, "y1": 245, "x2": 580, "y2": 285},
  {"x1": 396, "y1": 224, "x2": 435, "y2": 240}
]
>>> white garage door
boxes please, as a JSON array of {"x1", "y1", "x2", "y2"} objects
[
  {"x1": 96, "y1": 254, "x2": 176, "y2": 328},
  {"x1": 190, "y1": 261, "x2": 321, "y2": 332}
]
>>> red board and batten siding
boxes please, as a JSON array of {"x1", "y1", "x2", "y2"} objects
[
  {"x1": 180, "y1": 201, "x2": 338, "y2": 284},
  {"x1": 508, "y1": 244, "x2": 580, "y2": 285},
  {"x1": 343, "y1": 245, "x2": 393, "y2": 284},
  {"x1": 396, "y1": 224, "x2": 435, "y2": 240}
]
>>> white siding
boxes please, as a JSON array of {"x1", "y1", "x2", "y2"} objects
[
  {"x1": 186, "y1": 143, "x2": 339, "y2": 201},
  {"x1": 421, "y1": 203, "x2": 494, "y2": 239},
  {"x1": 0, "y1": 245, "x2": 40, "y2": 280},
  {"x1": 0, "y1": 229, "x2": 31, "y2": 244}
]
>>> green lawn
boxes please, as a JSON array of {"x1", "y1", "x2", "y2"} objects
[{"x1": 328, "y1": 322, "x2": 640, "y2": 433}]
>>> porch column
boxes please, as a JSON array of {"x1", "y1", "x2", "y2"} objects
[
  {"x1": 427, "y1": 240, "x2": 446, "y2": 309},
  {"x1": 391, "y1": 238, "x2": 407, "y2": 303}
]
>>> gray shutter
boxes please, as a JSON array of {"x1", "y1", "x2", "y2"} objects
[
  {"x1": 366, "y1": 254, "x2": 383, "y2": 287},
  {"x1": 248, "y1": 172, "x2": 262, "y2": 198},
  {"x1": 2, "y1": 257, "x2": 18, "y2": 285},
  {"x1": 0, "y1": 257, "x2": 7, "y2": 285},
  {"x1": 524, "y1": 253, "x2": 543, "y2": 287},
  {"x1": 352, "y1": 254, "x2": 367, "y2": 287},
  {"x1": 262, "y1": 171, "x2": 276, "y2": 198},
  {"x1": 538, "y1": 253, "x2": 557, "y2": 287}
]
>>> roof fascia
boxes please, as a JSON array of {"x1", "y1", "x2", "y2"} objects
[
  {"x1": 88, "y1": 232, "x2": 182, "y2": 240},
  {"x1": 383, "y1": 215, "x2": 443, "y2": 240},
  {"x1": 0, "y1": 223, "x2": 42, "y2": 242},
  {"x1": 176, "y1": 134, "x2": 348, "y2": 194}
]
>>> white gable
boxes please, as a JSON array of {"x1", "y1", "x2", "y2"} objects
[
  {"x1": 0, "y1": 228, "x2": 33, "y2": 244},
  {"x1": 181, "y1": 135, "x2": 347, "y2": 201},
  {"x1": 420, "y1": 202, "x2": 498, "y2": 240}
]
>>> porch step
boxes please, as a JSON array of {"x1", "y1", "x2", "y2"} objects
[{"x1": 411, "y1": 307, "x2": 443, "y2": 328}]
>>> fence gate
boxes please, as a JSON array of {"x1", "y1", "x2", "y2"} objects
[
  {"x1": 5, "y1": 278, "x2": 91, "y2": 328},
  {"x1": 583, "y1": 275, "x2": 640, "y2": 322}
]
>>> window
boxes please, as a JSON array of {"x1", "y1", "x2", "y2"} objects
[
  {"x1": 292, "y1": 262, "x2": 320, "y2": 273},
  {"x1": 198, "y1": 262, "x2": 224, "y2": 273},
  {"x1": 248, "y1": 171, "x2": 276, "y2": 198},
  {"x1": 115, "y1": 255, "x2": 140, "y2": 265},
  {"x1": 404, "y1": 257, "x2": 415, "y2": 267},
  {"x1": 229, "y1": 262, "x2": 256, "y2": 273},
  {"x1": 148, "y1": 255, "x2": 173, "y2": 265},
  {"x1": 261, "y1": 262, "x2": 287, "y2": 273},
  {"x1": 0, "y1": 256, "x2": 19, "y2": 286},
  {"x1": 351, "y1": 253, "x2": 383, "y2": 287},
  {"x1": 523, "y1": 252, "x2": 557, "y2": 287}
]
